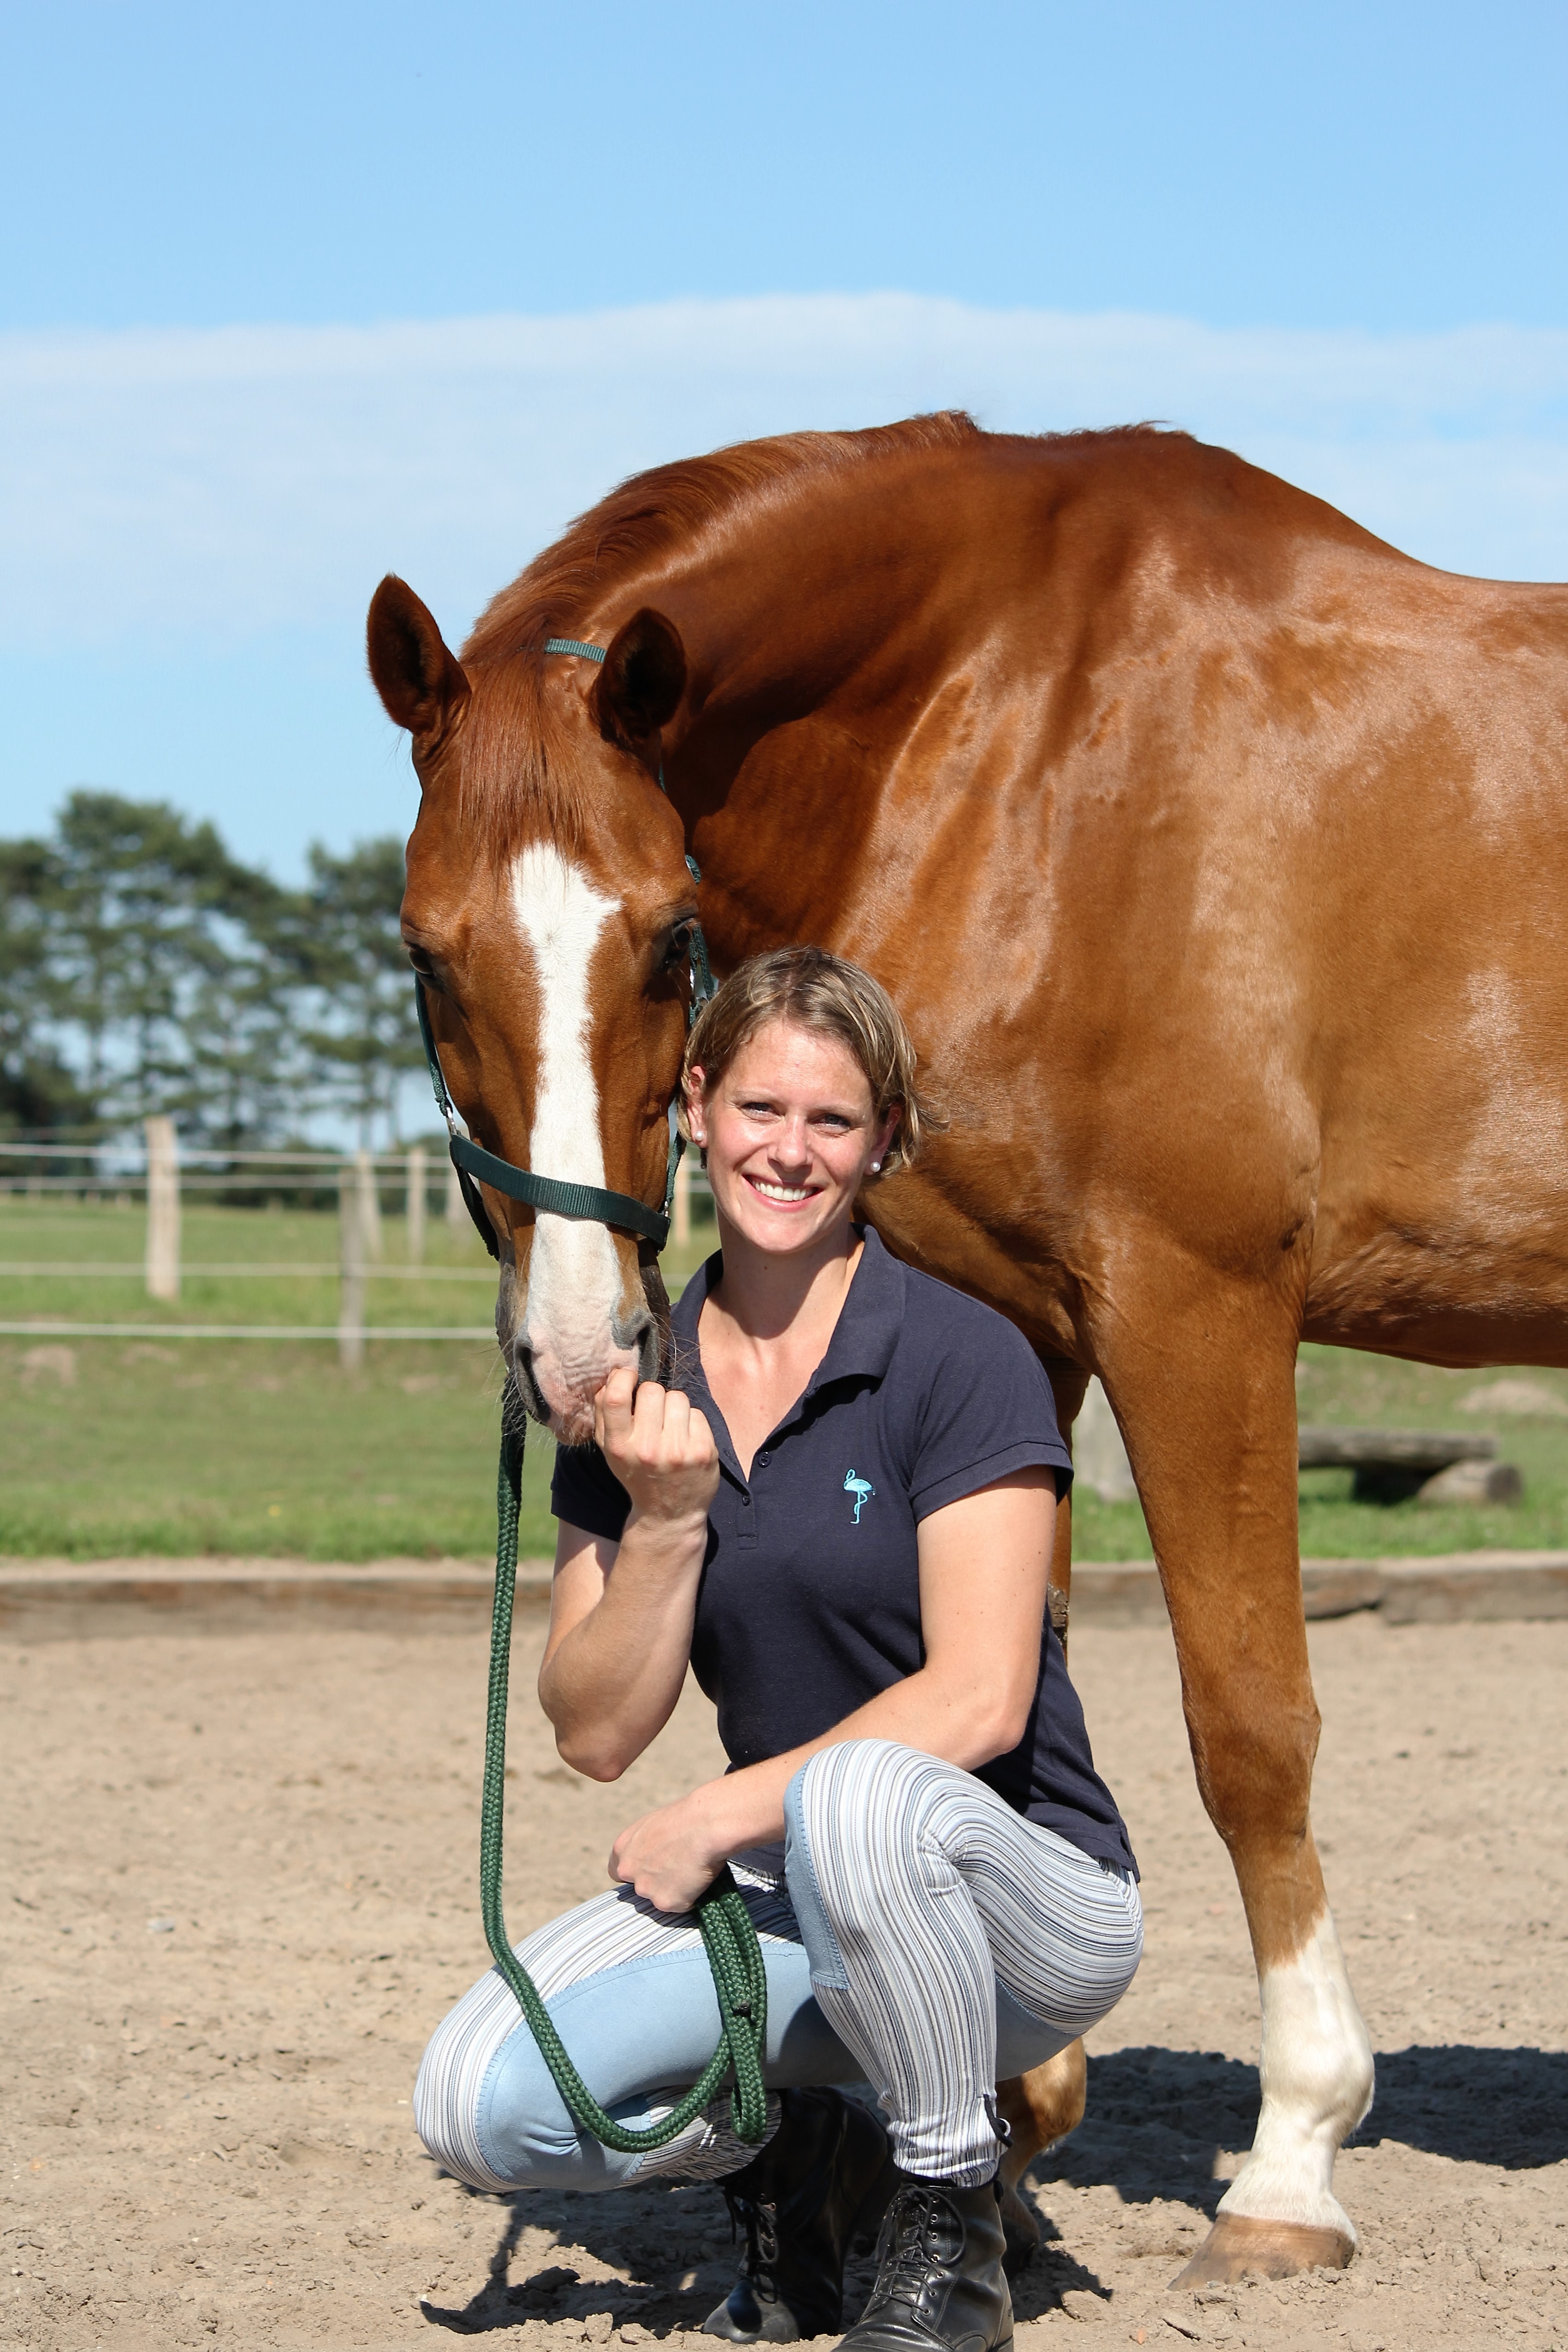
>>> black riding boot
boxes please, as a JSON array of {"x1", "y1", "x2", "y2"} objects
[
  {"x1": 702, "y1": 2088, "x2": 898, "y2": 2343},
  {"x1": 835, "y1": 2170, "x2": 1012, "y2": 2352}
]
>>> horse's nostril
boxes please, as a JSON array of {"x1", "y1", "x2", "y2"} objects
[
  {"x1": 511, "y1": 1342, "x2": 548, "y2": 1425},
  {"x1": 611, "y1": 1303, "x2": 659, "y2": 1384}
]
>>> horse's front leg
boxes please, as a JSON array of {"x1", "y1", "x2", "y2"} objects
[{"x1": 1100, "y1": 1267, "x2": 1373, "y2": 2284}]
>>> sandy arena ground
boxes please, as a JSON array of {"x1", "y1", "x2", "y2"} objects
[{"x1": 3, "y1": 1608, "x2": 1565, "y2": 2352}]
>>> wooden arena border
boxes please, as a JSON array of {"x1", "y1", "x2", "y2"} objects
[{"x1": 3, "y1": 1552, "x2": 1566, "y2": 1640}]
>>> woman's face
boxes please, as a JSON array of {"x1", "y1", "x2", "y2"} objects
[{"x1": 689, "y1": 1019, "x2": 898, "y2": 1259}]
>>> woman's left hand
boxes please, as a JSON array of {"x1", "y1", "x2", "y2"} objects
[{"x1": 609, "y1": 1788, "x2": 730, "y2": 1915}]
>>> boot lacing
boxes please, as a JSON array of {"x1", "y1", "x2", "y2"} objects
[
  {"x1": 723, "y1": 2186, "x2": 781, "y2": 2299},
  {"x1": 871, "y1": 2186, "x2": 951, "y2": 2310}
]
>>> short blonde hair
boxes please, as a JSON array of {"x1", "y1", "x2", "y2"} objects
[{"x1": 680, "y1": 947, "x2": 938, "y2": 1179}]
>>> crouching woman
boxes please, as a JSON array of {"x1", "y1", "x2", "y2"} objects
[{"x1": 416, "y1": 948, "x2": 1142, "y2": 2352}]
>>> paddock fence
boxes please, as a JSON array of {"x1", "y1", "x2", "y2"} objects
[{"x1": 0, "y1": 1122, "x2": 708, "y2": 1366}]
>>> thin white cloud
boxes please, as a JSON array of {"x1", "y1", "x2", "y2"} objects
[{"x1": 2, "y1": 296, "x2": 1564, "y2": 652}]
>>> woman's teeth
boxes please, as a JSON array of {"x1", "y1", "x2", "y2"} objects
[{"x1": 751, "y1": 1178, "x2": 812, "y2": 1202}]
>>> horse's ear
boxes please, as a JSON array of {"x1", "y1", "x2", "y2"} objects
[
  {"x1": 367, "y1": 576, "x2": 469, "y2": 752},
  {"x1": 595, "y1": 609, "x2": 687, "y2": 749}
]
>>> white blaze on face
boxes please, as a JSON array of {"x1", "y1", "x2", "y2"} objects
[
  {"x1": 510, "y1": 844, "x2": 640, "y2": 1434},
  {"x1": 1217, "y1": 1906, "x2": 1374, "y2": 2241}
]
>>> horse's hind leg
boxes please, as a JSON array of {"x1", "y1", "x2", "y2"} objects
[
  {"x1": 1098, "y1": 1269, "x2": 1373, "y2": 2284},
  {"x1": 995, "y1": 2041, "x2": 1089, "y2": 2269},
  {"x1": 995, "y1": 1369, "x2": 1090, "y2": 2272}
]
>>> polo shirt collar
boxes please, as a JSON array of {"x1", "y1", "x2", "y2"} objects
[{"x1": 670, "y1": 1223, "x2": 907, "y2": 1413}]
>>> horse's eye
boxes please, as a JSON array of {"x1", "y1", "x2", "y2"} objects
[
  {"x1": 663, "y1": 922, "x2": 695, "y2": 972},
  {"x1": 407, "y1": 945, "x2": 441, "y2": 985}
]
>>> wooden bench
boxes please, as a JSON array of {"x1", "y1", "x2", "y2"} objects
[
  {"x1": 1297, "y1": 1425, "x2": 1521, "y2": 1505},
  {"x1": 1073, "y1": 1384, "x2": 1523, "y2": 1507}
]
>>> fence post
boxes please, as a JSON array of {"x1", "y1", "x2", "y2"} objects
[
  {"x1": 673, "y1": 1152, "x2": 692, "y2": 1247},
  {"x1": 445, "y1": 1153, "x2": 465, "y2": 1227},
  {"x1": 355, "y1": 1149, "x2": 384, "y2": 1262},
  {"x1": 338, "y1": 1165, "x2": 366, "y2": 1369},
  {"x1": 144, "y1": 1116, "x2": 180, "y2": 1301},
  {"x1": 406, "y1": 1145, "x2": 427, "y2": 1265}
]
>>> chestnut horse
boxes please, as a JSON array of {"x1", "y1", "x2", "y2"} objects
[{"x1": 368, "y1": 414, "x2": 1568, "y2": 2287}]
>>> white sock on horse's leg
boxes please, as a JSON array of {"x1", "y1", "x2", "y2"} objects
[{"x1": 1217, "y1": 1906, "x2": 1374, "y2": 2240}]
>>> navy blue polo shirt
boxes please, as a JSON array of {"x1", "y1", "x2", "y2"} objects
[{"x1": 551, "y1": 1226, "x2": 1135, "y2": 1874}]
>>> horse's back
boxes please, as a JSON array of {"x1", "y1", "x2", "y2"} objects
[{"x1": 914, "y1": 437, "x2": 1568, "y2": 1358}]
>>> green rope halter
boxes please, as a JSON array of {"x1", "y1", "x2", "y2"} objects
[{"x1": 478, "y1": 1429, "x2": 769, "y2": 2151}]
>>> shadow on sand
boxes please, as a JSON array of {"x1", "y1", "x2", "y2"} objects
[{"x1": 420, "y1": 2042, "x2": 1568, "y2": 2333}]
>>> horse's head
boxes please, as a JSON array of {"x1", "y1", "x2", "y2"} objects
[{"x1": 367, "y1": 575, "x2": 698, "y2": 1445}]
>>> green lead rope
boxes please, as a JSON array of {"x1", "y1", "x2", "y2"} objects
[{"x1": 478, "y1": 1428, "x2": 771, "y2": 2151}]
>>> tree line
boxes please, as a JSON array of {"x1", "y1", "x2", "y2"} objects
[{"x1": 0, "y1": 792, "x2": 422, "y2": 1151}]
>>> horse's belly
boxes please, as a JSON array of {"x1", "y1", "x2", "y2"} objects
[{"x1": 1307, "y1": 1158, "x2": 1568, "y2": 1362}]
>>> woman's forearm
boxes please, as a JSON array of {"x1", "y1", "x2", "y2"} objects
[
  {"x1": 538, "y1": 1512, "x2": 708, "y2": 1778},
  {"x1": 608, "y1": 1465, "x2": 1053, "y2": 1916}
]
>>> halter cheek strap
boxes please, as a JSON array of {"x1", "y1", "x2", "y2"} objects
[
  {"x1": 415, "y1": 983, "x2": 678, "y2": 1252},
  {"x1": 415, "y1": 634, "x2": 717, "y2": 1259}
]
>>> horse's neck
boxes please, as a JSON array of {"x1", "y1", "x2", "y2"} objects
[{"x1": 657, "y1": 487, "x2": 983, "y2": 952}]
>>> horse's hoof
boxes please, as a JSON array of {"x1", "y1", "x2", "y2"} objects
[{"x1": 1171, "y1": 2212, "x2": 1355, "y2": 2286}]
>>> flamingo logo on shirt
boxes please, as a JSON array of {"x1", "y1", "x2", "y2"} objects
[{"x1": 843, "y1": 1469, "x2": 875, "y2": 1524}]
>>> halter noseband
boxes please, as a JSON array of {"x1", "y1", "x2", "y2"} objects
[{"x1": 415, "y1": 635, "x2": 717, "y2": 1260}]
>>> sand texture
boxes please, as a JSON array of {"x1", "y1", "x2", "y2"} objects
[{"x1": 2, "y1": 1613, "x2": 1565, "y2": 2350}]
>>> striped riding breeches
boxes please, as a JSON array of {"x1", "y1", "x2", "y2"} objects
[{"x1": 415, "y1": 1738, "x2": 1142, "y2": 2192}]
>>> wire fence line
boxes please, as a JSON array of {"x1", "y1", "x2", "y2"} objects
[
  {"x1": 0, "y1": 1262, "x2": 498, "y2": 1280},
  {"x1": 0, "y1": 1322, "x2": 496, "y2": 1342},
  {"x1": 1, "y1": 1121, "x2": 707, "y2": 1362},
  {"x1": 0, "y1": 1143, "x2": 713, "y2": 1222},
  {"x1": 0, "y1": 1123, "x2": 505, "y2": 1362},
  {"x1": 0, "y1": 1140, "x2": 402, "y2": 1165}
]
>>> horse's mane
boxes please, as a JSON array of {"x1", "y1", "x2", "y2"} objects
[
  {"x1": 455, "y1": 413, "x2": 1177, "y2": 847},
  {"x1": 464, "y1": 411, "x2": 987, "y2": 670}
]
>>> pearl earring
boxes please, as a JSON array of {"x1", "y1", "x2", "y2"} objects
[{"x1": 870, "y1": 1160, "x2": 881, "y2": 1173}]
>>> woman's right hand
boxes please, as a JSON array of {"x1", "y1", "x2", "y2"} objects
[{"x1": 593, "y1": 1366, "x2": 720, "y2": 1529}]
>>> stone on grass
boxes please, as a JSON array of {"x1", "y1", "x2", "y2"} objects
[
  {"x1": 1459, "y1": 1378, "x2": 1568, "y2": 1419},
  {"x1": 1415, "y1": 1458, "x2": 1522, "y2": 1505}
]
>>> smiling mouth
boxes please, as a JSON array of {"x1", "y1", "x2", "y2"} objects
[{"x1": 747, "y1": 1176, "x2": 817, "y2": 1204}]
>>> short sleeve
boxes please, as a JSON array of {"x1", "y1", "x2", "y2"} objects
[
  {"x1": 550, "y1": 1441, "x2": 632, "y2": 1545},
  {"x1": 907, "y1": 1292, "x2": 1073, "y2": 1521}
]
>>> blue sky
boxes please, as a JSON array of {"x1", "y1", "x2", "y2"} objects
[{"x1": 3, "y1": 0, "x2": 1564, "y2": 876}]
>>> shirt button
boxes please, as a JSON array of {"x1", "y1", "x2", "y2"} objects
[
  {"x1": 757, "y1": 1451, "x2": 771, "y2": 1467},
  {"x1": 740, "y1": 1493, "x2": 752, "y2": 1508}
]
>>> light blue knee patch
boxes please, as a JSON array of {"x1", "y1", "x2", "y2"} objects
[
  {"x1": 784, "y1": 1762, "x2": 851, "y2": 1992},
  {"x1": 476, "y1": 1929, "x2": 858, "y2": 2190}
]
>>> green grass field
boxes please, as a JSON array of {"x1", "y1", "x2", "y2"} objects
[
  {"x1": 5, "y1": 1196, "x2": 1566, "y2": 1560},
  {"x1": 1072, "y1": 1344, "x2": 1568, "y2": 1561},
  {"x1": 0, "y1": 1197, "x2": 718, "y2": 1561}
]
